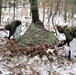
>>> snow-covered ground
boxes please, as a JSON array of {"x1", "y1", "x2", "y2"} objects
[
  {"x1": 0, "y1": 45, "x2": 76, "y2": 75},
  {"x1": 0, "y1": 5, "x2": 76, "y2": 75},
  {"x1": 0, "y1": 32, "x2": 76, "y2": 75}
]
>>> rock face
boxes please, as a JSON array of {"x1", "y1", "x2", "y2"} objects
[{"x1": 17, "y1": 21, "x2": 59, "y2": 48}]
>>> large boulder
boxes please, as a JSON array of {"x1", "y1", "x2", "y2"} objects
[{"x1": 17, "y1": 21, "x2": 59, "y2": 48}]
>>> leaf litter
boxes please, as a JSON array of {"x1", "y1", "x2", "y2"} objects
[{"x1": 0, "y1": 39, "x2": 76, "y2": 75}]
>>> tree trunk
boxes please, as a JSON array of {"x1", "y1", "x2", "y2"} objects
[
  {"x1": 43, "y1": 4, "x2": 45, "y2": 23},
  {"x1": 71, "y1": 4, "x2": 74, "y2": 26},
  {"x1": 9, "y1": 2, "x2": 11, "y2": 13},
  {"x1": 52, "y1": 0, "x2": 61, "y2": 36},
  {"x1": 29, "y1": 0, "x2": 39, "y2": 23},
  {"x1": 47, "y1": 5, "x2": 52, "y2": 24},
  {"x1": 64, "y1": 0, "x2": 67, "y2": 23},
  {"x1": 0, "y1": 0, "x2": 2, "y2": 25},
  {"x1": 4, "y1": 2, "x2": 7, "y2": 11},
  {"x1": 71, "y1": 4, "x2": 74, "y2": 19},
  {"x1": 13, "y1": 0, "x2": 16, "y2": 20}
]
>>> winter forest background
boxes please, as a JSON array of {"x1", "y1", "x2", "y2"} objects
[
  {"x1": 0, "y1": 0, "x2": 76, "y2": 28},
  {"x1": 0, "y1": 0, "x2": 76, "y2": 75}
]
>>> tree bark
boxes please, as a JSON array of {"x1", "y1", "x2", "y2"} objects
[
  {"x1": 47, "y1": 5, "x2": 52, "y2": 24},
  {"x1": 71, "y1": 4, "x2": 74, "y2": 26},
  {"x1": 64, "y1": 0, "x2": 67, "y2": 23},
  {"x1": 43, "y1": 5, "x2": 45, "y2": 23},
  {"x1": 0, "y1": 0, "x2": 2, "y2": 25},
  {"x1": 29, "y1": 0, "x2": 39, "y2": 23},
  {"x1": 52, "y1": 0, "x2": 61, "y2": 36},
  {"x1": 13, "y1": 0, "x2": 16, "y2": 20}
]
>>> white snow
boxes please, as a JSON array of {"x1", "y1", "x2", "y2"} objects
[{"x1": 0, "y1": 50, "x2": 76, "y2": 75}]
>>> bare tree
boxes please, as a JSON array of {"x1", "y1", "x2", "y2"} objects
[
  {"x1": 0, "y1": 0, "x2": 2, "y2": 25},
  {"x1": 52, "y1": 0, "x2": 61, "y2": 36},
  {"x1": 43, "y1": 4, "x2": 45, "y2": 23},
  {"x1": 13, "y1": 0, "x2": 16, "y2": 20},
  {"x1": 71, "y1": 4, "x2": 74, "y2": 26},
  {"x1": 47, "y1": 5, "x2": 52, "y2": 24},
  {"x1": 64, "y1": 0, "x2": 67, "y2": 23}
]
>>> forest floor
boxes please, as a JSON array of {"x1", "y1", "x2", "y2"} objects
[{"x1": 0, "y1": 38, "x2": 76, "y2": 75}]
